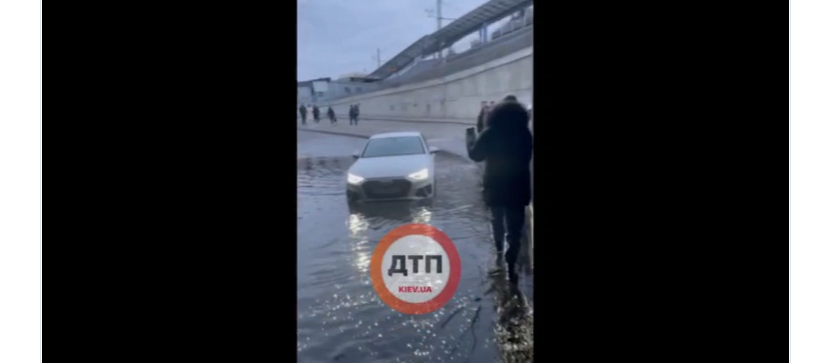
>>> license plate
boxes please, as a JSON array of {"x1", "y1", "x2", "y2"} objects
[{"x1": 374, "y1": 187, "x2": 400, "y2": 194}]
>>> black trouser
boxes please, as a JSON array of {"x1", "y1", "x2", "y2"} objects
[
  {"x1": 300, "y1": 114, "x2": 306, "y2": 124},
  {"x1": 490, "y1": 205, "x2": 526, "y2": 266},
  {"x1": 349, "y1": 115, "x2": 357, "y2": 125}
]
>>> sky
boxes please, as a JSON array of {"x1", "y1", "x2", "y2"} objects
[{"x1": 297, "y1": 0, "x2": 490, "y2": 81}]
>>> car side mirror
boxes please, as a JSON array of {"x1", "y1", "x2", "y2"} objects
[
  {"x1": 352, "y1": 150, "x2": 360, "y2": 159},
  {"x1": 429, "y1": 147, "x2": 440, "y2": 154}
]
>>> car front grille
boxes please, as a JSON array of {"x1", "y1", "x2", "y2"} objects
[{"x1": 362, "y1": 179, "x2": 412, "y2": 199}]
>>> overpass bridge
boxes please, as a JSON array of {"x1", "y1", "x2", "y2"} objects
[{"x1": 368, "y1": 0, "x2": 533, "y2": 81}]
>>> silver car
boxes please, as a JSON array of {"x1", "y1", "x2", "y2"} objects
[{"x1": 346, "y1": 131, "x2": 439, "y2": 203}]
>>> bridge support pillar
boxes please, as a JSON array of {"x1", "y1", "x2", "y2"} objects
[{"x1": 481, "y1": 23, "x2": 489, "y2": 44}]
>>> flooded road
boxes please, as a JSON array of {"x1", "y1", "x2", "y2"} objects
[{"x1": 297, "y1": 131, "x2": 533, "y2": 363}]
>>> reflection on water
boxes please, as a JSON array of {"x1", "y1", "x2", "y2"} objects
[
  {"x1": 297, "y1": 132, "x2": 533, "y2": 363},
  {"x1": 347, "y1": 214, "x2": 371, "y2": 273},
  {"x1": 487, "y1": 259, "x2": 534, "y2": 363},
  {"x1": 414, "y1": 207, "x2": 432, "y2": 224}
]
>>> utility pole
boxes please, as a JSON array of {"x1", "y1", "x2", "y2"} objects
[
  {"x1": 426, "y1": 0, "x2": 457, "y2": 60},
  {"x1": 436, "y1": 0, "x2": 442, "y2": 59},
  {"x1": 372, "y1": 48, "x2": 382, "y2": 69},
  {"x1": 436, "y1": 0, "x2": 442, "y2": 31}
]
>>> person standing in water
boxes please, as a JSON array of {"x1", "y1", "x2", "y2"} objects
[{"x1": 467, "y1": 98, "x2": 532, "y2": 283}]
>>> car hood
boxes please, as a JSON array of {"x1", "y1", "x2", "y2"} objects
[{"x1": 349, "y1": 154, "x2": 429, "y2": 179}]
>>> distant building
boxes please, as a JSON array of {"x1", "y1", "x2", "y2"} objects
[
  {"x1": 297, "y1": 77, "x2": 330, "y2": 105},
  {"x1": 337, "y1": 72, "x2": 368, "y2": 80},
  {"x1": 297, "y1": 74, "x2": 381, "y2": 104}
]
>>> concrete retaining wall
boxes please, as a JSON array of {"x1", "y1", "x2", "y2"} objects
[{"x1": 318, "y1": 46, "x2": 533, "y2": 121}]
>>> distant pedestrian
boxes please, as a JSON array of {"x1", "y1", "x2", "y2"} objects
[
  {"x1": 466, "y1": 101, "x2": 532, "y2": 283},
  {"x1": 327, "y1": 106, "x2": 337, "y2": 124},
  {"x1": 349, "y1": 104, "x2": 360, "y2": 125},
  {"x1": 299, "y1": 104, "x2": 308, "y2": 125},
  {"x1": 312, "y1": 105, "x2": 320, "y2": 123}
]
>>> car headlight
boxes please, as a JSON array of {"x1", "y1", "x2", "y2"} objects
[
  {"x1": 347, "y1": 173, "x2": 364, "y2": 184},
  {"x1": 408, "y1": 168, "x2": 429, "y2": 180}
]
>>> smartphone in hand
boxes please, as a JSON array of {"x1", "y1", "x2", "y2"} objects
[
  {"x1": 465, "y1": 127, "x2": 477, "y2": 152},
  {"x1": 465, "y1": 127, "x2": 477, "y2": 142}
]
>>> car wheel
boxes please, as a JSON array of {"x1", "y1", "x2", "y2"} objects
[
  {"x1": 419, "y1": 183, "x2": 435, "y2": 207},
  {"x1": 347, "y1": 197, "x2": 362, "y2": 212},
  {"x1": 346, "y1": 190, "x2": 358, "y2": 204}
]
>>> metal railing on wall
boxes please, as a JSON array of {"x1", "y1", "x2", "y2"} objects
[{"x1": 323, "y1": 26, "x2": 533, "y2": 103}]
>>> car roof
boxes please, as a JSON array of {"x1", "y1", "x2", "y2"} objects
[{"x1": 369, "y1": 131, "x2": 423, "y2": 139}]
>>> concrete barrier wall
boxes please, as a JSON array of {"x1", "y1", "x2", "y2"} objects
[
  {"x1": 319, "y1": 46, "x2": 533, "y2": 120},
  {"x1": 360, "y1": 26, "x2": 533, "y2": 95}
]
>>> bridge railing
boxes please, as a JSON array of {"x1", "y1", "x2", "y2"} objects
[
  {"x1": 323, "y1": 27, "x2": 533, "y2": 102},
  {"x1": 378, "y1": 27, "x2": 532, "y2": 89}
]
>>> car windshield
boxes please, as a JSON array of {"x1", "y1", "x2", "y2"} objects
[{"x1": 361, "y1": 136, "x2": 425, "y2": 158}]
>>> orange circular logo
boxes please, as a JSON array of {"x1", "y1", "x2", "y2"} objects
[{"x1": 370, "y1": 224, "x2": 462, "y2": 315}]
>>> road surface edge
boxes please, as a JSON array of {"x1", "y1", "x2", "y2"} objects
[{"x1": 298, "y1": 127, "x2": 469, "y2": 161}]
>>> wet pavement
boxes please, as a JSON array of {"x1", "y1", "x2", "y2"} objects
[{"x1": 297, "y1": 131, "x2": 533, "y2": 363}]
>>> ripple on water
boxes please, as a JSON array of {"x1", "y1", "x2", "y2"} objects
[{"x1": 297, "y1": 144, "x2": 532, "y2": 363}]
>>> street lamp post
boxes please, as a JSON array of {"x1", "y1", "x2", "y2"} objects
[{"x1": 425, "y1": 0, "x2": 457, "y2": 59}]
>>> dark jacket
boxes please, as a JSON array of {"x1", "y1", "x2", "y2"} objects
[
  {"x1": 299, "y1": 106, "x2": 307, "y2": 116},
  {"x1": 467, "y1": 101, "x2": 532, "y2": 207},
  {"x1": 312, "y1": 107, "x2": 320, "y2": 116}
]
